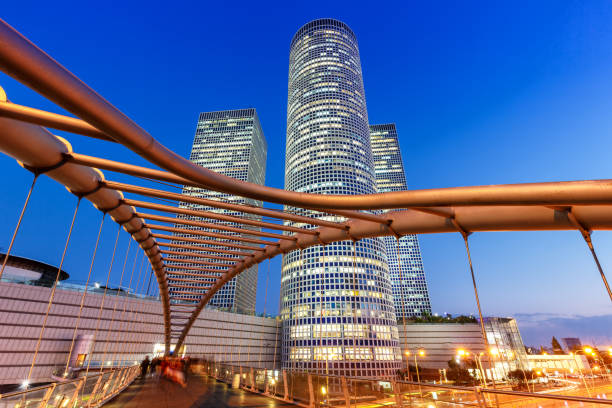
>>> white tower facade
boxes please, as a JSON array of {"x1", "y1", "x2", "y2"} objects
[{"x1": 281, "y1": 19, "x2": 401, "y2": 378}]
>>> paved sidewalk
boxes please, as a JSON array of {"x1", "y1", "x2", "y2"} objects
[{"x1": 105, "y1": 374, "x2": 294, "y2": 408}]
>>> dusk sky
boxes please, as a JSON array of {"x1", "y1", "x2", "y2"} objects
[{"x1": 1, "y1": 1, "x2": 611, "y2": 346}]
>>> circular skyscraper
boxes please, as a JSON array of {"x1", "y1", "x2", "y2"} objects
[{"x1": 281, "y1": 18, "x2": 401, "y2": 378}]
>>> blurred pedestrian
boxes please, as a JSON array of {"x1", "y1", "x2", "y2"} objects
[{"x1": 140, "y1": 355, "x2": 150, "y2": 378}]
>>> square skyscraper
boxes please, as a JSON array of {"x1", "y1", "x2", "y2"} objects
[
  {"x1": 370, "y1": 123, "x2": 432, "y2": 319},
  {"x1": 168, "y1": 108, "x2": 267, "y2": 314}
]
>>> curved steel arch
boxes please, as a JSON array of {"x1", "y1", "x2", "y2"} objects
[
  {"x1": 2, "y1": 106, "x2": 612, "y2": 352},
  {"x1": 2, "y1": 19, "x2": 612, "y2": 210},
  {"x1": 0, "y1": 18, "x2": 611, "y2": 355}
]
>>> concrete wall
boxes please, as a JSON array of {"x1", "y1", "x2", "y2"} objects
[
  {"x1": 398, "y1": 323, "x2": 486, "y2": 369},
  {"x1": 0, "y1": 282, "x2": 280, "y2": 385}
]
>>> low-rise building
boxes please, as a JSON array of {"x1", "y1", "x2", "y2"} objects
[
  {"x1": 525, "y1": 354, "x2": 590, "y2": 374},
  {"x1": 397, "y1": 322, "x2": 486, "y2": 370},
  {"x1": 0, "y1": 281, "x2": 280, "y2": 386}
]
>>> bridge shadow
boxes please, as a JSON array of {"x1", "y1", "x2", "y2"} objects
[{"x1": 104, "y1": 374, "x2": 294, "y2": 408}]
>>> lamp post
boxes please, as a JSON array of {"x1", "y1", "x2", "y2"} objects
[
  {"x1": 415, "y1": 349, "x2": 425, "y2": 385},
  {"x1": 582, "y1": 347, "x2": 612, "y2": 382},
  {"x1": 531, "y1": 369, "x2": 543, "y2": 388},
  {"x1": 404, "y1": 350, "x2": 412, "y2": 382},
  {"x1": 570, "y1": 351, "x2": 592, "y2": 397},
  {"x1": 404, "y1": 348, "x2": 425, "y2": 397},
  {"x1": 505, "y1": 350, "x2": 531, "y2": 392},
  {"x1": 416, "y1": 348, "x2": 426, "y2": 397},
  {"x1": 456, "y1": 349, "x2": 486, "y2": 387}
]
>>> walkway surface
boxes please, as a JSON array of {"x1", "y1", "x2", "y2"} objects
[{"x1": 105, "y1": 374, "x2": 294, "y2": 408}]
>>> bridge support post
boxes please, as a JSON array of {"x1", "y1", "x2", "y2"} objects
[
  {"x1": 87, "y1": 375, "x2": 103, "y2": 407},
  {"x1": 37, "y1": 383, "x2": 56, "y2": 408},
  {"x1": 99, "y1": 371, "x2": 116, "y2": 403},
  {"x1": 64, "y1": 378, "x2": 84, "y2": 408},
  {"x1": 250, "y1": 367, "x2": 255, "y2": 391},
  {"x1": 120, "y1": 367, "x2": 129, "y2": 386},
  {"x1": 341, "y1": 376, "x2": 351, "y2": 408},
  {"x1": 407, "y1": 380, "x2": 413, "y2": 407},
  {"x1": 307, "y1": 373, "x2": 314, "y2": 408},
  {"x1": 392, "y1": 380, "x2": 402, "y2": 408},
  {"x1": 283, "y1": 370, "x2": 289, "y2": 401},
  {"x1": 473, "y1": 386, "x2": 485, "y2": 408}
]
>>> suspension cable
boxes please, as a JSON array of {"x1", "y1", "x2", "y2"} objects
[
  {"x1": 124, "y1": 255, "x2": 148, "y2": 364},
  {"x1": 0, "y1": 175, "x2": 38, "y2": 280},
  {"x1": 98, "y1": 237, "x2": 132, "y2": 371},
  {"x1": 26, "y1": 197, "x2": 81, "y2": 383},
  {"x1": 272, "y1": 274, "x2": 281, "y2": 387},
  {"x1": 318, "y1": 246, "x2": 325, "y2": 376},
  {"x1": 82, "y1": 225, "x2": 122, "y2": 381},
  {"x1": 351, "y1": 241, "x2": 359, "y2": 378},
  {"x1": 257, "y1": 259, "x2": 270, "y2": 369},
  {"x1": 145, "y1": 267, "x2": 154, "y2": 296},
  {"x1": 461, "y1": 234, "x2": 500, "y2": 400},
  {"x1": 323, "y1": 246, "x2": 329, "y2": 376},
  {"x1": 290, "y1": 249, "x2": 303, "y2": 401},
  {"x1": 111, "y1": 249, "x2": 140, "y2": 366},
  {"x1": 64, "y1": 213, "x2": 106, "y2": 374},
  {"x1": 396, "y1": 237, "x2": 410, "y2": 377}
]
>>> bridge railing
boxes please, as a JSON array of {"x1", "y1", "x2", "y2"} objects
[
  {"x1": 0, "y1": 365, "x2": 139, "y2": 408},
  {"x1": 199, "y1": 361, "x2": 612, "y2": 407}
]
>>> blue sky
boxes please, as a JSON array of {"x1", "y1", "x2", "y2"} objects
[{"x1": 1, "y1": 1, "x2": 611, "y2": 346}]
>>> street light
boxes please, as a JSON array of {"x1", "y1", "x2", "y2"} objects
[
  {"x1": 456, "y1": 348, "x2": 486, "y2": 387},
  {"x1": 403, "y1": 348, "x2": 425, "y2": 383},
  {"x1": 415, "y1": 349, "x2": 425, "y2": 397},
  {"x1": 403, "y1": 348, "x2": 425, "y2": 396},
  {"x1": 413, "y1": 349, "x2": 425, "y2": 383},
  {"x1": 403, "y1": 350, "x2": 412, "y2": 381},
  {"x1": 569, "y1": 351, "x2": 592, "y2": 397},
  {"x1": 583, "y1": 347, "x2": 612, "y2": 379},
  {"x1": 486, "y1": 348, "x2": 530, "y2": 392}
]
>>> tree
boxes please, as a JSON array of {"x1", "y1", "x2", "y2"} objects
[
  {"x1": 446, "y1": 359, "x2": 477, "y2": 385},
  {"x1": 551, "y1": 337, "x2": 564, "y2": 354},
  {"x1": 405, "y1": 313, "x2": 477, "y2": 324},
  {"x1": 507, "y1": 369, "x2": 532, "y2": 390}
]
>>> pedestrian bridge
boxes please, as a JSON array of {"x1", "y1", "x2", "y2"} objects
[
  {"x1": 0, "y1": 16, "x2": 610, "y2": 408},
  {"x1": 4, "y1": 360, "x2": 611, "y2": 407}
]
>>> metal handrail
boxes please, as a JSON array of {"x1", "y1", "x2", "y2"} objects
[
  {"x1": 481, "y1": 387, "x2": 612, "y2": 405},
  {"x1": 0, "y1": 370, "x2": 104, "y2": 399},
  {"x1": 206, "y1": 362, "x2": 612, "y2": 407},
  {"x1": 0, "y1": 365, "x2": 137, "y2": 400}
]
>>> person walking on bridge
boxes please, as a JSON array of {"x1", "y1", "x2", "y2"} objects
[{"x1": 140, "y1": 355, "x2": 150, "y2": 378}]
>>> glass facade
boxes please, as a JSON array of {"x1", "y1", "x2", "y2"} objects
[
  {"x1": 168, "y1": 108, "x2": 267, "y2": 314},
  {"x1": 369, "y1": 124, "x2": 432, "y2": 319},
  {"x1": 281, "y1": 19, "x2": 401, "y2": 378},
  {"x1": 483, "y1": 317, "x2": 528, "y2": 377}
]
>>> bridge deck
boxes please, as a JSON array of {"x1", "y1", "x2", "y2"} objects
[{"x1": 105, "y1": 374, "x2": 294, "y2": 408}]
